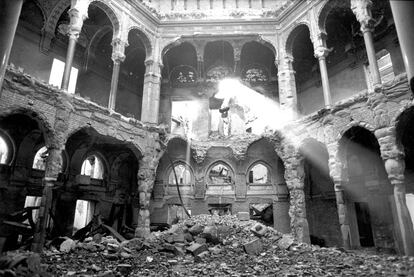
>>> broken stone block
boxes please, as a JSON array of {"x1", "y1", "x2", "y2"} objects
[
  {"x1": 250, "y1": 223, "x2": 267, "y2": 237},
  {"x1": 201, "y1": 225, "x2": 220, "y2": 244},
  {"x1": 173, "y1": 232, "x2": 185, "y2": 243},
  {"x1": 121, "y1": 238, "x2": 143, "y2": 250},
  {"x1": 184, "y1": 232, "x2": 193, "y2": 242},
  {"x1": 195, "y1": 237, "x2": 207, "y2": 244},
  {"x1": 194, "y1": 251, "x2": 209, "y2": 263},
  {"x1": 189, "y1": 224, "x2": 204, "y2": 236},
  {"x1": 277, "y1": 235, "x2": 294, "y2": 250},
  {"x1": 174, "y1": 246, "x2": 185, "y2": 256},
  {"x1": 60, "y1": 238, "x2": 76, "y2": 253},
  {"x1": 237, "y1": 212, "x2": 250, "y2": 221},
  {"x1": 243, "y1": 239, "x2": 263, "y2": 255},
  {"x1": 186, "y1": 243, "x2": 208, "y2": 256}
]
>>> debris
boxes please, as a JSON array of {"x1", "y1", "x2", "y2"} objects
[
  {"x1": 4, "y1": 214, "x2": 410, "y2": 277},
  {"x1": 237, "y1": 212, "x2": 250, "y2": 221},
  {"x1": 243, "y1": 239, "x2": 263, "y2": 255},
  {"x1": 186, "y1": 243, "x2": 209, "y2": 256}
]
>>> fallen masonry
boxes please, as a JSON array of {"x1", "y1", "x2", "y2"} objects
[{"x1": 1, "y1": 215, "x2": 414, "y2": 276}]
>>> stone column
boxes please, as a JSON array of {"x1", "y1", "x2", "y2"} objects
[
  {"x1": 314, "y1": 45, "x2": 332, "y2": 108},
  {"x1": 108, "y1": 39, "x2": 127, "y2": 111},
  {"x1": 351, "y1": 0, "x2": 381, "y2": 85},
  {"x1": 277, "y1": 54, "x2": 297, "y2": 118},
  {"x1": 135, "y1": 154, "x2": 159, "y2": 238},
  {"x1": 390, "y1": 1, "x2": 414, "y2": 92},
  {"x1": 376, "y1": 127, "x2": 414, "y2": 255},
  {"x1": 61, "y1": 0, "x2": 89, "y2": 91},
  {"x1": 327, "y1": 143, "x2": 351, "y2": 249},
  {"x1": 0, "y1": 0, "x2": 23, "y2": 95},
  {"x1": 284, "y1": 151, "x2": 310, "y2": 243},
  {"x1": 32, "y1": 101, "x2": 70, "y2": 252},
  {"x1": 140, "y1": 59, "x2": 162, "y2": 123}
]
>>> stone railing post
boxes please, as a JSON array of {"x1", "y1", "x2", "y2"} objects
[
  {"x1": 283, "y1": 150, "x2": 310, "y2": 243},
  {"x1": 61, "y1": 0, "x2": 89, "y2": 91},
  {"x1": 376, "y1": 127, "x2": 414, "y2": 255},
  {"x1": 108, "y1": 39, "x2": 127, "y2": 111},
  {"x1": 327, "y1": 143, "x2": 351, "y2": 249},
  {"x1": 141, "y1": 59, "x2": 162, "y2": 123},
  {"x1": 0, "y1": 0, "x2": 24, "y2": 95},
  {"x1": 351, "y1": 0, "x2": 381, "y2": 86},
  {"x1": 277, "y1": 54, "x2": 297, "y2": 119}
]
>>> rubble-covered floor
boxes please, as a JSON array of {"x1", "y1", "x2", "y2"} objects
[{"x1": 1, "y1": 215, "x2": 414, "y2": 277}]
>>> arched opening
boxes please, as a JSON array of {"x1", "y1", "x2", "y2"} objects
[
  {"x1": 161, "y1": 42, "x2": 208, "y2": 138},
  {"x1": 246, "y1": 138, "x2": 289, "y2": 231},
  {"x1": 51, "y1": 127, "x2": 141, "y2": 237},
  {"x1": 81, "y1": 154, "x2": 105, "y2": 180},
  {"x1": 0, "y1": 112, "x2": 51, "y2": 251},
  {"x1": 168, "y1": 163, "x2": 193, "y2": 186},
  {"x1": 75, "y1": 4, "x2": 114, "y2": 105},
  {"x1": 323, "y1": 2, "x2": 368, "y2": 101},
  {"x1": 248, "y1": 163, "x2": 270, "y2": 184},
  {"x1": 115, "y1": 29, "x2": 147, "y2": 119},
  {"x1": 152, "y1": 138, "x2": 194, "y2": 225},
  {"x1": 204, "y1": 41, "x2": 234, "y2": 83},
  {"x1": 288, "y1": 25, "x2": 319, "y2": 115},
  {"x1": 9, "y1": 0, "x2": 47, "y2": 81},
  {"x1": 0, "y1": 130, "x2": 14, "y2": 165},
  {"x1": 300, "y1": 138, "x2": 341, "y2": 247},
  {"x1": 339, "y1": 126, "x2": 395, "y2": 251},
  {"x1": 240, "y1": 41, "x2": 278, "y2": 101},
  {"x1": 32, "y1": 146, "x2": 48, "y2": 171},
  {"x1": 208, "y1": 162, "x2": 233, "y2": 185}
]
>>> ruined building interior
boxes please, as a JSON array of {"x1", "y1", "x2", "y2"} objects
[{"x1": 1, "y1": 0, "x2": 414, "y2": 259}]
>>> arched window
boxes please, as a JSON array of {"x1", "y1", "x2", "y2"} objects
[
  {"x1": 248, "y1": 163, "x2": 270, "y2": 184},
  {"x1": 208, "y1": 162, "x2": 233, "y2": 185},
  {"x1": 0, "y1": 133, "x2": 12, "y2": 165},
  {"x1": 33, "y1": 146, "x2": 48, "y2": 170},
  {"x1": 81, "y1": 154, "x2": 104, "y2": 180},
  {"x1": 168, "y1": 163, "x2": 193, "y2": 186}
]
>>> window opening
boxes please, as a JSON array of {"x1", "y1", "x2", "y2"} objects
[
  {"x1": 73, "y1": 200, "x2": 95, "y2": 234},
  {"x1": 168, "y1": 164, "x2": 192, "y2": 185},
  {"x1": 81, "y1": 154, "x2": 104, "y2": 179},
  {"x1": 208, "y1": 163, "x2": 232, "y2": 184},
  {"x1": 49, "y1": 58, "x2": 78, "y2": 94},
  {"x1": 377, "y1": 50, "x2": 394, "y2": 83},
  {"x1": 208, "y1": 204, "x2": 231, "y2": 216},
  {"x1": 248, "y1": 163, "x2": 270, "y2": 184},
  {"x1": 0, "y1": 135, "x2": 10, "y2": 164},
  {"x1": 33, "y1": 146, "x2": 48, "y2": 170},
  {"x1": 24, "y1": 196, "x2": 42, "y2": 224}
]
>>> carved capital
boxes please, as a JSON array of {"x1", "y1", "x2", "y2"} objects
[
  {"x1": 111, "y1": 38, "x2": 128, "y2": 63},
  {"x1": 351, "y1": 0, "x2": 374, "y2": 33},
  {"x1": 314, "y1": 46, "x2": 332, "y2": 59},
  {"x1": 67, "y1": 2, "x2": 89, "y2": 38}
]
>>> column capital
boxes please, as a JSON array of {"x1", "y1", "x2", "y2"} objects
[
  {"x1": 314, "y1": 46, "x2": 333, "y2": 59},
  {"x1": 351, "y1": 0, "x2": 375, "y2": 33},
  {"x1": 67, "y1": 0, "x2": 89, "y2": 38},
  {"x1": 111, "y1": 38, "x2": 128, "y2": 63}
]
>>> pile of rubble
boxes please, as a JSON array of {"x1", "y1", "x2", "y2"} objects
[{"x1": 1, "y1": 214, "x2": 414, "y2": 276}]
